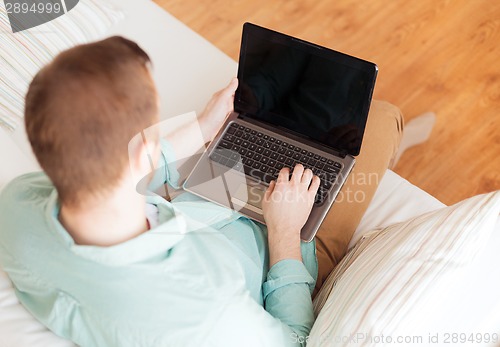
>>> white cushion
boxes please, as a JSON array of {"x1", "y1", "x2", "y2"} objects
[
  {"x1": 310, "y1": 191, "x2": 500, "y2": 347},
  {"x1": 0, "y1": 0, "x2": 123, "y2": 131},
  {"x1": 351, "y1": 170, "x2": 444, "y2": 247}
]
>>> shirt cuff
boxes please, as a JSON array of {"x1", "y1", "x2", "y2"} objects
[{"x1": 262, "y1": 259, "x2": 315, "y2": 301}]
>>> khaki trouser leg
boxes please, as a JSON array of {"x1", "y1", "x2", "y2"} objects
[{"x1": 313, "y1": 100, "x2": 404, "y2": 296}]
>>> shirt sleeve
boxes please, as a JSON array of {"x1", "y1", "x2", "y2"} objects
[
  {"x1": 147, "y1": 138, "x2": 181, "y2": 192},
  {"x1": 207, "y1": 289, "x2": 313, "y2": 347},
  {"x1": 262, "y1": 259, "x2": 316, "y2": 341}
]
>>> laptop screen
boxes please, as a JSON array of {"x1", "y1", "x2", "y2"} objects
[{"x1": 235, "y1": 23, "x2": 377, "y2": 156}]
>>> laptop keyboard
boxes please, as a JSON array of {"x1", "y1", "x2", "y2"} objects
[{"x1": 209, "y1": 122, "x2": 342, "y2": 204}]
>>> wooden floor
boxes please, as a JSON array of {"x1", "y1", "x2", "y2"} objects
[{"x1": 154, "y1": 0, "x2": 500, "y2": 205}]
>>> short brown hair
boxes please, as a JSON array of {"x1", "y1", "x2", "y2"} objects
[{"x1": 25, "y1": 36, "x2": 158, "y2": 206}]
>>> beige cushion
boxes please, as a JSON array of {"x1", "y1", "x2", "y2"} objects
[{"x1": 310, "y1": 191, "x2": 500, "y2": 346}]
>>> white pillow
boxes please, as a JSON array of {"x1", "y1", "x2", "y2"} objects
[
  {"x1": 0, "y1": 0, "x2": 123, "y2": 131},
  {"x1": 310, "y1": 191, "x2": 500, "y2": 347}
]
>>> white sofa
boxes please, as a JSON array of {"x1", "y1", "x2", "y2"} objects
[{"x1": 1, "y1": 1, "x2": 499, "y2": 346}]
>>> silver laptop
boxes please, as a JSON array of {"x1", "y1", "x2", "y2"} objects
[{"x1": 183, "y1": 22, "x2": 377, "y2": 242}]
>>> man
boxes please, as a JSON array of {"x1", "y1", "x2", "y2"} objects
[{"x1": 0, "y1": 36, "x2": 403, "y2": 346}]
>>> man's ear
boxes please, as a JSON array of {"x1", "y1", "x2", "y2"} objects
[{"x1": 128, "y1": 131, "x2": 159, "y2": 183}]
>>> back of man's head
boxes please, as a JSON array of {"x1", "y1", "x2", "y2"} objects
[{"x1": 25, "y1": 36, "x2": 158, "y2": 207}]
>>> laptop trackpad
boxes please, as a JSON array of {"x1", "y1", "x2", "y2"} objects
[{"x1": 231, "y1": 184, "x2": 265, "y2": 214}]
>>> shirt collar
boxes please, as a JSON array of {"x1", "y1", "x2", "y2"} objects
[{"x1": 46, "y1": 191, "x2": 188, "y2": 266}]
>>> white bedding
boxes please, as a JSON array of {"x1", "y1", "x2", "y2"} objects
[{"x1": 0, "y1": 0, "x2": 498, "y2": 345}]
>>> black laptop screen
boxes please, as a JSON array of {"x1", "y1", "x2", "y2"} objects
[{"x1": 235, "y1": 23, "x2": 377, "y2": 156}]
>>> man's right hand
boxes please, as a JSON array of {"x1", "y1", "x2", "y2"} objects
[{"x1": 262, "y1": 164, "x2": 320, "y2": 267}]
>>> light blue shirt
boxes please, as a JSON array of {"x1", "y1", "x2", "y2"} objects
[{"x1": 0, "y1": 139, "x2": 318, "y2": 346}]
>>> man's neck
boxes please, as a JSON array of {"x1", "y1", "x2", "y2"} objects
[{"x1": 59, "y1": 178, "x2": 149, "y2": 247}]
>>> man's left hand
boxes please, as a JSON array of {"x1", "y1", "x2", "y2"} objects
[{"x1": 198, "y1": 78, "x2": 238, "y2": 142}]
